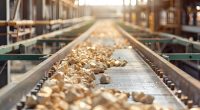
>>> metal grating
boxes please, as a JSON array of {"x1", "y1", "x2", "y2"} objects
[{"x1": 96, "y1": 49, "x2": 185, "y2": 109}]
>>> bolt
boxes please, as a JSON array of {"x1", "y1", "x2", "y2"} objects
[
  {"x1": 152, "y1": 66, "x2": 157, "y2": 71},
  {"x1": 163, "y1": 75, "x2": 167, "y2": 83},
  {"x1": 170, "y1": 83, "x2": 175, "y2": 90},
  {"x1": 164, "y1": 77, "x2": 169, "y2": 84},
  {"x1": 35, "y1": 87, "x2": 40, "y2": 92},
  {"x1": 42, "y1": 77, "x2": 48, "y2": 81},
  {"x1": 20, "y1": 101, "x2": 25, "y2": 108},
  {"x1": 45, "y1": 76, "x2": 48, "y2": 80},
  {"x1": 181, "y1": 96, "x2": 188, "y2": 105},
  {"x1": 48, "y1": 72, "x2": 53, "y2": 77},
  {"x1": 40, "y1": 80, "x2": 44, "y2": 85},
  {"x1": 156, "y1": 69, "x2": 160, "y2": 75},
  {"x1": 167, "y1": 80, "x2": 172, "y2": 87},
  {"x1": 31, "y1": 90, "x2": 38, "y2": 96},
  {"x1": 151, "y1": 64, "x2": 155, "y2": 68},
  {"x1": 176, "y1": 90, "x2": 182, "y2": 98},
  {"x1": 187, "y1": 100, "x2": 193, "y2": 108},
  {"x1": 159, "y1": 72, "x2": 164, "y2": 78},
  {"x1": 16, "y1": 103, "x2": 23, "y2": 110},
  {"x1": 37, "y1": 83, "x2": 42, "y2": 89}
]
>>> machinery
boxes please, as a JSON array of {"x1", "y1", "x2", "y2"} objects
[{"x1": 0, "y1": 20, "x2": 199, "y2": 110}]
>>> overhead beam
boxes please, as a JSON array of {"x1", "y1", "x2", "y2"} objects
[
  {"x1": 0, "y1": 16, "x2": 92, "y2": 26},
  {"x1": 0, "y1": 21, "x2": 93, "y2": 54}
]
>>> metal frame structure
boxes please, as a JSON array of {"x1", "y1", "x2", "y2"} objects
[
  {"x1": 0, "y1": 21, "x2": 200, "y2": 109},
  {"x1": 119, "y1": 22, "x2": 200, "y2": 80},
  {"x1": 117, "y1": 25, "x2": 200, "y2": 106},
  {"x1": 0, "y1": 19, "x2": 93, "y2": 54},
  {"x1": 0, "y1": 20, "x2": 97, "y2": 110},
  {"x1": 0, "y1": 0, "x2": 86, "y2": 40},
  {"x1": 0, "y1": 19, "x2": 94, "y2": 88},
  {"x1": 119, "y1": 22, "x2": 200, "y2": 53},
  {"x1": 0, "y1": 0, "x2": 92, "y2": 88}
]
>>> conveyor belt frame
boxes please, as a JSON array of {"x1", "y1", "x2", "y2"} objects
[{"x1": 117, "y1": 25, "x2": 200, "y2": 106}]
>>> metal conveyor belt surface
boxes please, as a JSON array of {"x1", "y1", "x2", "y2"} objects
[{"x1": 94, "y1": 40, "x2": 185, "y2": 109}]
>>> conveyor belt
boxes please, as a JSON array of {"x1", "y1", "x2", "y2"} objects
[
  {"x1": 90, "y1": 30, "x2": 185, "y2": 109},
  {"x1": 1, "y1": 21, "x2": 199, "y2": 110},
  {"x1": 96, "y1": 49, "x2": 185, "y2": 109}
]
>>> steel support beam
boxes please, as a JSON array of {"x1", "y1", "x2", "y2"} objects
[
  {"x1": 52, "y1": 1, "x2": 57, "y2": 20},
  {"x1": 138, "y1": 38, "x2": 173, "y2": 43},
  {"x1": 0, "y1": 0, "x2": 10, "y2": 88},
  {"x1": 182, "y1": 25, "x2": 200, "y2": 33},
  {"x1": 162, "y1": 53, "x2": 200, "y2": 61},
  {"x1": 77, "y1": 0, "x2": 80, "y2": 18},
  {"x1": 151, "y1": 0, "x2": 160, "y2": 32},
  {"x1": 119, "y1": 21, "x2": 200, "y2": 52},
  {"x1": 23, "y1": 0, "x2": 33, "y2": 20},
  {"x1": 0, "y1": 21, "x2": 93, "y2": 54},
  {"x1": 37, "y1": 38, "x2": 73, "y2": 44},
  {"x1": 135, "y1": 0, "x2": 139, "y2": 25},
  {"x1": 13, "y1": 0, "x2": 22, "y2": 20},
  {"x1": 36, "y1": 0, "x2": 46, "y2": 35},
  {"x1": 0, "y1": 54, "x2": 50, "y2": 61},
  {"x1": 123, "y1": 0, "x2": 125, "y2": 22},
  {"x1": 174, "y1": 0, "x2": 182, "y2": 35},
  {"x1": 56, "y1": 0, "x2": 60, "y2": 19},
  {"x1": 129, "y1": 0, "x2": 132, "y2": 23}
]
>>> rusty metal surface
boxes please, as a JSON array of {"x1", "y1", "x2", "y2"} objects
[{"x1": 96, "y1": 49, "x2": 185, "y2": 109}]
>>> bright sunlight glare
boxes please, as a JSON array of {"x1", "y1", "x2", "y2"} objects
[{"x1": 79, "y1": 0, "x2": 136, "y2": 6}]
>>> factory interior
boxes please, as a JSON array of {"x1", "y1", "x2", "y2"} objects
[{"x1": 0, "y1": 0, "x2": 200, "y2": 109}]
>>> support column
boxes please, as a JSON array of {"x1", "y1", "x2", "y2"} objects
[
  {"x1": 69, "y1": 7, "x2": 73, "y2": 19},
  {"x1": 52, "y1": 1, "x2": 57, "y2": 20},
  {"x1": 77, "y1": 0, "x2": 80, "y2": 18},
  {"x1": 150, "y1": 0, "x2": 160, "y2": 32},
  {"x1": 129, "y1": 0, "x2": 132, "y2": 23},
  {"x1": 174, "y1": 0, "x2": 182, "y2": 35},
  {"x1": 56, "y1": 0, "x2": 60, "y2": 19},
  {"x1": 23, "y1": 0, "x2": 33, "y2": 20},
  {"x1": 123, "y1": 0, "x2": 126, "y2": 21},
  {"x1": 36, "y1": 0, "x2": 46, "y2": 35},
  {"x1": 135, "y1": 0, "x2": 140, "y2": 25},
  {"x1": 0, "y1": 0, "x2": 10, "y2": 88}
]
